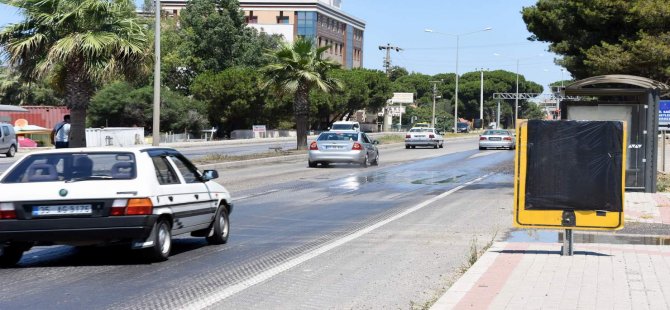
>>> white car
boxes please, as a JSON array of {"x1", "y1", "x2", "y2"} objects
[
  {"x1": 405, "y1": 127, "x2": 444, "y2": 149},
  {"x1": 330, "y1": 121, "x2": 360, "y2": 132},
  {"x1": 0, "y1": 147, "x2": 232, "y2": 266}
]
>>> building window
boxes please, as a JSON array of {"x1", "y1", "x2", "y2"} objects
[
  {"x1": 245, "y1": 11, "x2": 258, "y2": 24},
  {"x1": 277, "y1": 16, "x2": 289, "y2": 24},
  {"x1": 346, "y1": 24, "x2": 354, "y2": 68},
  {"x1": 296, "y1": 11, "x2": 317, "y2": 39}
]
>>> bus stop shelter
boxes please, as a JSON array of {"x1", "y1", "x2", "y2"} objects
[{"x1": 561, "y1": 75, "x2": 670, "y2": 192}]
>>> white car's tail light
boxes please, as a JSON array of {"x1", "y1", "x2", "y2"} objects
[
  {"x1": 504, "y1": 137, "x2": 513, "y2": 141},
  {"x1": 352, "y1": 142, "x2": 363, "y2": 150},
  {"x1": 0, "y1": 202, "x2": 16, "y2": 219},
  {"x1": 429, "y1": 134, "x2": 435, "y2": 139},
  {"x1": 405, "y1": 134, "x2": 411, "y2": 138},
  {"x1": 110, "y1": 198, "x2": 153, "y2": 216},
  {"x1": 309, "y1": 141, "x2": 319, "y2": 150},
  {"x1": 479, "y1": 136, "x2": 487, "y2": 141}
]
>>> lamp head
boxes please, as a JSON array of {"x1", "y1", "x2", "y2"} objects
[{"x1": 424, "y1": 28, "x2": 433, "y2": 33}]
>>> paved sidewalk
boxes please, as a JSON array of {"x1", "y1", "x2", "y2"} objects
[
  {"x1": 433, "y1": 242, "x2": 670, "y2": 309},
  {"x1": 433, "y1": 192, "x2": 670, "y2": 309}
]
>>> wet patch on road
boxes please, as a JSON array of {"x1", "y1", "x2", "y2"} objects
[{"x1": 505, "y1": 227, "x2": 670, "y2": 246}]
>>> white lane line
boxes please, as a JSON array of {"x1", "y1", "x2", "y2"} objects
[
  {"x1": 235, "y1": 189, "x2": 279, "y2": 201},
  {"x1": 469, "y1": 150, "x2": 503, "y2": 159},
  {"x1": 182, "y1": 173, "x2": 492, "y2": 310}
]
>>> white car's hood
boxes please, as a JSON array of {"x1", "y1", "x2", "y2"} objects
[{"x1": 0, "y1": 181, "x2": 149, "y2": 202}]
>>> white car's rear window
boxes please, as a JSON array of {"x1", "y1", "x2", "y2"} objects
[
  {"x1": 318, "y1": 132, "x2": 359, "y2": 141},
  {"x1": 2, "y1": 152, "x2": 137, "y2": 183}
]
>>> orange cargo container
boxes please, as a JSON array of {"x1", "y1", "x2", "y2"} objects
[{"x1": 0, "y1": 106, "x2": 70, "y2": 129}]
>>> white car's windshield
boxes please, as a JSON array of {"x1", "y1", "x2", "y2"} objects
[{"x1": 2, "y1": 152, "x2": 137, "y2": 183}]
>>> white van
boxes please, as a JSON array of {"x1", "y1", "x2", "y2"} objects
[
  {"x1": 0, "y1": 123, "x2": 17, "y2": 157},
  {"x1": 331, "y1": 121, "x2": 360, "y2": 132}
]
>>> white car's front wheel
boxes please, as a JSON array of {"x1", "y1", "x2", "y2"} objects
[{"x1": 207, "y1": 205, "x2": 230, "y2": 245}]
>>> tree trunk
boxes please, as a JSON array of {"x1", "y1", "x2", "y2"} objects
[
  {"x1": 64, "y1": 58, "x2": 93, "y2": 148},
  {"x1": 294, "y1": 84, "x2": 310, "y2": 150}
]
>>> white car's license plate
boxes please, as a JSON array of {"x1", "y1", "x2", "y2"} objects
[
  {"x1": 414, "y1": 135, "x2": 425, "y2": 138},
  {"x1": 489, "y1": 137, "x2": 501, "y2": 141},
  {"x1": 32, "y1": 204, "x2": 93, "y2": 216},
  {"x1": 326, "y1": 145, "x2": 344, "y2": 150}
]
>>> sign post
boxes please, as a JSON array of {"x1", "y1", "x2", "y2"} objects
[
  {"x1": 514, "y1": 120, "x2": 626, "y2": 256},
  {"x1": 391, "y1": 93, "x2": 414, "y2": 130},
  {"x1": 252, "y1": 125, "x2": 267, "y2": 138}
]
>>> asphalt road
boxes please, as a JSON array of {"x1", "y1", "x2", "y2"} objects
[{"x1": 0, "y1": 138, "x2": 516, "y2": 309}]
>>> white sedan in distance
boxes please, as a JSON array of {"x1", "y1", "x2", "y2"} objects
[
  {"x1": 405, "y1": 127, "x2": 444, "y2": 149},
  {"x1": 0, "y1": 147, "x2": 232, "y2": 266}
]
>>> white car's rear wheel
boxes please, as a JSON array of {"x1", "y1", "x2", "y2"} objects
[{"x1": 144, "y1": 219, "x2": 172, "y2": 262}]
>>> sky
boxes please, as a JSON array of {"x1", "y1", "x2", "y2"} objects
[
  {"x1": 339, "y1": 0, "x2": 566, "y2": 93},
  {"x1": 0, "y1": 0, "x2": 567, "y2": 93}
]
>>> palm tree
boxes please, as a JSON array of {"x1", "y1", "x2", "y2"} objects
[
  {"x1": 263, "y1": 37, "x2": 342, "y2": 150},
  {"x1": 0, "y1": 0, "x2": 148, "y2": 147}
]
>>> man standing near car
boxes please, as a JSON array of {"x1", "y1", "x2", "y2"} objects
[{"x1": 51, "y1": 115, "x2": 71, "y2": 148}]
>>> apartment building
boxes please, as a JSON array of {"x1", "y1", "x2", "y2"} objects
[{"x1": 160, "y1": 0, "x2": 365, "y2": 68}]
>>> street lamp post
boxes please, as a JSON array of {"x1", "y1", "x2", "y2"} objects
[
  {"x1": 152, "y1": 0, "x2": 161, "y2": 146},
  {"x1": 477, "y1": 68, "x2": 488, "y2": 128},
  {"x1": 425, "y1": 27, "x2": 492, "y2": 133},
  {"x1": 515, "y1": 59, "x2": 519, "y2": 122},
  {"x1": 494, "y1": 53, "x2": 543, "y2": 126}
]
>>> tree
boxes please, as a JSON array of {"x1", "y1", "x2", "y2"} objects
[
  {"x1": 0, "y1": 0, "x2": 148, "y2": 147},
  {"x1": 312, "y1": 68, "x2": 392, "y2": 129},
  {"x1": 0, "y1": 67, "x2": 63, "y2": 106},
  {"x1": 523, "y1": 0, "x2": 670, "y2": 83},
  {"x1": 162, "y1": 0, "x2": 282, "y2": 92},
  {"x1": 263, "y1": 37, "x2": 342, "y2": 150},
  {"x1": 89, "y1": 81, "x2": 209, "y2": 135},
  {"x1": 191, "y1": 67, "x2": 282, "y2": 136},
  {"x1": 389, "y1": 66, "x2": 409, "y2": 82}
]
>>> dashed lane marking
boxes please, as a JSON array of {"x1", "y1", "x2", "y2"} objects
[
  {"x1": 235, "y1": 189, "x2": 279, "y2": 201},
  {"x1": 469, "y1": 150, "x2": 504, "y2": 159}
]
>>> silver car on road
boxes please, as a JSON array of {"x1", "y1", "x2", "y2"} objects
[
  {"x1": 308, "y1": 131, "x2": 379, "y2": 168},
  {"x1": 405, "y1": 127, "x2": 444, "y2": 149},
  {"x1": 479, "y1": 129, "x2": 516, "y2": 150}
]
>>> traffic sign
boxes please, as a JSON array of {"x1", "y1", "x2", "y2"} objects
[
  {"x1": 514, "y1": 120, "x2": 626, "y2": 230},
  {"x1": 392, "y1": 92, "x2": 414, "y2": 104},
  {"x1": 659, "y1": 100, "x2": 670, "y2": 131}
]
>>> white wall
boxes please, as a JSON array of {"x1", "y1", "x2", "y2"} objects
[
  {"x1": 86, "y1": 128, "x2": 145, "y2": 147},
  {"x1": 248, "y1": 24, "x2": 294, "y2": 43}
]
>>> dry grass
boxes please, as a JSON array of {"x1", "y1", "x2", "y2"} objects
[
  {"x1": 375, "y1": 134, "x2": 405, "y2": 144},
  {"x1": 195, "y1": 149, "x2": 305, "y2": 164},
  {"x1": 658, "y1": 171, "x2": 670, "y2": 192}
]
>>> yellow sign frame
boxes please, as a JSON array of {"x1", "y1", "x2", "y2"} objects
[{"x1": 513, "y1": 120, "x2": 626, "y2": 231}]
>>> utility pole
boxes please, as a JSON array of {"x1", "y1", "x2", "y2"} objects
[
  {"x1": 429, "y1": 80, "x2": 442, "y2": 128},
  {"x1": 152, "y1": 0, "x2": 161, "y2": 146},
  {"x1": 478, "y1": 68, "x2": 488, "y2": 129},
  {"x1": 378, "y1": 43, "x2": 403, "y2": 77}
]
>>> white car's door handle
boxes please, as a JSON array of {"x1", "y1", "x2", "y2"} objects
[
  {"x1": 194, "y1": 194, "x2": 199, "y2": 200},
  {"x1": 168, "y1": 196, "x2": 174, "y2": 202}
]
